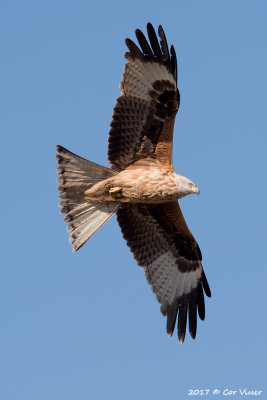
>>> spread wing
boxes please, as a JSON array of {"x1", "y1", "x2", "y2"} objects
[
  {"x1": 116, "y1": 201, "x2": 211, "y2": 343},
  {"x1": 108, "y1": 23, "x2": 180, "y2": 171}
]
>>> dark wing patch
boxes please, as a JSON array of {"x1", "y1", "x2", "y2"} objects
[
  {"x1": 116, "y1": 202, "x2": 211, "y2": 343},
  {"x1": 108, "y1": 23, "x2": 180, "y2": 170}
]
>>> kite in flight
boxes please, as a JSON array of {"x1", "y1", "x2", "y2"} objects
[{"x1": 57, "y1": 23, "x2": 211, "y2": 343}]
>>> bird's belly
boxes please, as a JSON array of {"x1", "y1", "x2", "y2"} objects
[{"x1": 119, "y1": 168, "x2": 179, "y2": 203}]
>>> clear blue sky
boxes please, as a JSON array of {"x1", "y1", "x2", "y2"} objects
[{"x1": 1, "y1": 1, "x2": 266, "y2": 399}]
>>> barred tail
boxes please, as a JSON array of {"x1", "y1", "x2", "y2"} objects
[{"x1": 56, "y1": 145, "x2": 120, "y2": 251}]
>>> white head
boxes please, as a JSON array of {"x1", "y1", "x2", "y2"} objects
[{"x1": 176, "y1": 174, "x2": 200, "y2": 199}]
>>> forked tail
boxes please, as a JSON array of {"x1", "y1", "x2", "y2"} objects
[{"x1": 56, "y1": 145, "x2": 120, "y2": 251}]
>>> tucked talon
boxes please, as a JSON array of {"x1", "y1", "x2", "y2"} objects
[{"x1": 109, "y1": 186, "x2": 123, "y2": 197}]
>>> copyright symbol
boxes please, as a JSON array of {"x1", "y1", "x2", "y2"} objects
[{"x1": 213, "y1": 389, "x2": 220, "y2": 395}]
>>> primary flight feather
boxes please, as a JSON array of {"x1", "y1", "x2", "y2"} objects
[{"x1": 57, "y1": 23, "x2": 211, "y2": 343}]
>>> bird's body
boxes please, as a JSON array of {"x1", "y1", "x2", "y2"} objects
[
  {"x1": 84, "y1": 160, "x2": 198, "y2": 204},
  {"x1": 57, "y1": 23, "x2": 211, "y2": 343}
]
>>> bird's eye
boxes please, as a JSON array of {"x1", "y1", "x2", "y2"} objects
[{"x1": 189, "y1": 182, "x2": 193, "y2": 187}]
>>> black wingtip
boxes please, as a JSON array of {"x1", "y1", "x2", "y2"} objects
[
  {"x1": 179, "y1": 333, "x2": 185, "y2": 344},
  {"x1": 189, "y1": 296, "x2": 197, "y2": 339},
  {"x1": 170, "y1": 45, "x2": 178, "y2": 83},
  {"x1": 158, "y1": 24, "x2": 170, "y2": 62},
  {"x1": 135, "y1": 28, "x2": 153, "y2": 56},
  {"x1": 125, "y1": 23, "x2": 178, "y2": 84},
  {"x1": 197, "y1": 285, "x2": 206, "y2": 321},
  {"x1": 177, "y1": 302, "x2": 187, "y2": 343},
  {"x1": 202, "y1": 271, "x2": 211, "y2": 298},
  {"x1": 166, "y1": 301, "x2": 179, "y2": 338},
  {"x1": 125, "y1": 38, "x2": 143, "y2": 57},
  {"x1": 146, "y1": 23, "x2": 163, "y2": 60}
]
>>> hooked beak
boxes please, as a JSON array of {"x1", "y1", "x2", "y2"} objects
[{"x1": 193, "y1": 186, "x2": 200, "y2": 195}]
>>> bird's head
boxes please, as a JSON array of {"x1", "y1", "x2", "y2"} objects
[{"x1": 177, "y1": 174, "x2": 200, "y2": 198}]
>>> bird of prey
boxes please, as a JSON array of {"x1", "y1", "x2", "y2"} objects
[{"x1": 57, "y1": 23, "x2": 211, "y2": 343}]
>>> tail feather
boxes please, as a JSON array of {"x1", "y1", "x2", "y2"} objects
[
  {"x1": 67, "y1": 202, "x2": 119, "y2": 251},
  {"x1": 56, "y1": 145, "x2": 120, "y2": 251},
  {"x1": 57, "y1": 145, "x2": 116, "y2": 197}
]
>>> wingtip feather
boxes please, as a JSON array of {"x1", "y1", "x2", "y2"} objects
[
  {"x1": 202, "y1": 271, "x2": 211, "y2": 298},
  {"x1": 179, "y1": 335, "x2": 185, "y2": 344}
]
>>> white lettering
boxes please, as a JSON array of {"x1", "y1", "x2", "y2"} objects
[
  {"x1": 239, "y1": 389, "x2": 263, "y2": 396},
  {"x1": 223, "y1": 389, "x2": 237, "y2": 396}
]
